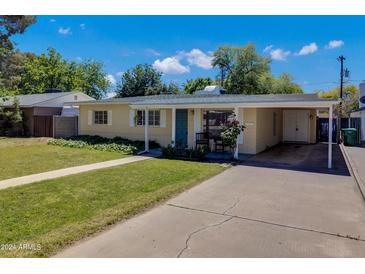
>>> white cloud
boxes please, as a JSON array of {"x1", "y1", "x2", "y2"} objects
[
  {"x1": 115, "y1": 71, "x2": 124, "y2": 77},
  {"x1": 180, "y1": 49, "x2": 213, "y2": 69},
  {"x1": 145, "y1": 48, "x2": 161, "y2": 56},
  {"x1": 263, "y1": 45, "x2": 273, "y2": 53},
  {"x1": 106, "y1": 91, "x2": 116, "y2": 99},
  {"x1": 263, "y1": 45, "x2": 290, "y2": 61},
  {"x1": 80, "y1": 23, "x2": 86, "y2": 30},
  {"x1": 106, "y1": 74, "x2": 117, "y2": 86},
  {"x1": 58, "y1": 27, "x2": 72, "y2": 35},
  {"x1": 270, "y1": 48, "x2": 291, "y2": 61},
  {"x1": 326, "y1": 40, "x2": 344, "y2": 49},
  {"x1": 297, "y1": 42, "x2": 318, "y2": 56},
  {"x1": 153, "y1": 57, "x2": 190, "y2": 74},
  {"x1": 75, "y1": 57, "x2": 82, "y2": 62},
  {"x1": 50, "y1": 19, "x2": 56, "y2": 23}
]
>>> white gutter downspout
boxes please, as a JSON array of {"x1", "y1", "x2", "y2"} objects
[{"x1": 171, "y1": 107, "x2": 176, "y2": 147}]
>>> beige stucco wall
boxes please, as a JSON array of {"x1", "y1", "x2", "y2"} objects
[
  {"x1": 79, "y1": 104, "x2": 317, "y2": 154},
  {"x1": 79, "y1": 104, "x2": 173, "y2": 147},
  {"x1": 239, "y1": 108, "x2": 257, "y2": 154},
  {"x1": 255, "y1": 108, "x2": 283, "y2": 154}
]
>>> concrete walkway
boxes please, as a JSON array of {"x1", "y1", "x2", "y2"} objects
[
  {"x1": 0, "y1": 155, "x2": 154, "y2": 190},
  {"x1": 342, "y1": 145, "x2": 365, "y2": 199},
  {"x1": 56, "y1": 162, "x2": 365, "y2": 258}
]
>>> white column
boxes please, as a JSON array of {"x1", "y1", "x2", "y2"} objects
[
  {"x1": 328, "y1": 105, "x2": 333, "y2": 169},
  {"x1": 144, "y1": 108, "x2": 149, "y2": 152},
  {"x1": 171, "y1": 107, "x2": 176, "y2": 147},
  {"x1": 234, "y1": 107, "x2": 239, "y2": 160},
  {"x1": 193, "y1": 108, "x2": 201, "y2": 142}
]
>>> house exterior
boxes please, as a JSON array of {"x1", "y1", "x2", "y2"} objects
[
  {"x1": 75, "y1": 86, "x2": 338, "y2": 168},
  {"x1": 350, "y1": 81, "x2": 365, "y2": 144},
  {"x1": 1, "y1": 91, "x2": 94, "y2": 137}
]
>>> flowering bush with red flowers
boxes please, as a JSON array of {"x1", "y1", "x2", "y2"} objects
[{"x1": 220, "y1": 113, "x2": 245, "y2": 150}]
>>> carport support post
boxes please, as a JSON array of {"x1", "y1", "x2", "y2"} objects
[
  {"x1": 328, "y1": 105, "x2": 333, "y2": 169},
  {"x1": 234, "y1": 107, "x2": 239, "y2": 160},
  {"x1": 144, "y1": 108, "x2": 149, "y2": 152},
  {"x1": 171, "y1": 107, "x2": 176, "y2": 147}
]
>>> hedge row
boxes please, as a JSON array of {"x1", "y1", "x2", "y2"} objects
[{"x1": 48, "y1": 135, "x2": 160, "y2": 155}]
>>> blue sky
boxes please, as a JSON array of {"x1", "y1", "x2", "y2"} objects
[{"x1": 13, "y1": 16, "x2": 365, "y2": 94}]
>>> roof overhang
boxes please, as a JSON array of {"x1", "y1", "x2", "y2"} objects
[
  {"x1": 129, "y1": 100, "x2": 338, "y2": 110},
  {"x1": 64, "y1": 101, "x2": 130, "y2": 106}
]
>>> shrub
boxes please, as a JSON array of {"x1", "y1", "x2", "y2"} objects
[
  {"x1": 0, "y1": 98, "x2": 28, "y2": 137},
  {"x1": 162, "y1": 145, "x2": 208, "y2": 160},
  {"x1": 220, "y1": 114, "x2": 245, "y2": 150},
  {"x1": 48, "y1": 135, "x2": 160, "y2": 155},
  {"x1": 195, "y1": 146, "x2": 209, "y2": 160},
  {"x1": 161, "y1": 144, "x2": 177, "y2": 159}
]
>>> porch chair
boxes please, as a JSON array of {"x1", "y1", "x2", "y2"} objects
[
  {"x1": 195, "y1": 132, "x2": 210, "y2": 150},
  {"x1": 213, "y1": 136, "x2": 227, "y2": 153}
]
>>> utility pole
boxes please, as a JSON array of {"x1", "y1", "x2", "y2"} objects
[{"x1": 337, "y1": 55, "x2": 345, "y2": 143}]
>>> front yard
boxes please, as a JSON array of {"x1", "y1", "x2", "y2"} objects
[
  {"x1": 0, "y1": 138, "x2": 125, "y2": 181},
  {"x1": 0, "y1": 159, "x2": 227, "y2": 257}
]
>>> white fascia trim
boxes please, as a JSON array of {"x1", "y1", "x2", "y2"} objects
[
  {"x1": 130, "y1": 101, "x2": 338, "y2": 110},
  {"x1": 65, "y1": 101, "x2": 130, "y2": 106}
]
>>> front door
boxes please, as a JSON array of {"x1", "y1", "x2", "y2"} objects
[{"x1": 175, "y1": 109, "x2": 188, "y2": 148}]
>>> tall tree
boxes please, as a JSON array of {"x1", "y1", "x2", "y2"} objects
[
  {"x1": 212, "y1": 43, "x2": 302, "y2": 95},
  {"x1": 115, "y1": 64, "x2": 163, "y2": 97},
  {"x1": 258, "y1": 72, "x2": 303, "y2": 95},
  {"x1": 19, "y1": 48, "x2": 110, "y2": 98},
  {"x1": 212, "y1": 46, "x2": 234, "y2": 87},
  {"x1": 0, "y1": 16, "x2": 36, "y2": 96},
  {"x1": 0, "y1": 16, "x2": 36, "y2": 51},
  {"x1": 0, "y1": 51, "x2": 35, "y2": 96},
  {"x1": 21, "y1": 48, "x2": 71, "y2": 94},
  {"x1": 183, "y1": 77, "x2": 215, "y2": 94},
  {"x1": 273, "y1": 73, "x2": 303, "y2": 94},
  {"x1": 161, "y1": 82, "x2": 181, "y2": 95},
  {"x1": 317, "y1": 84, "x2": 359, "y2": 116},
  {"x1": 77, "y1": 61, "x2": 110, "y2": 99},
  {"x1": 226, "y1": 43, "x2": 271, "y2": 94}
]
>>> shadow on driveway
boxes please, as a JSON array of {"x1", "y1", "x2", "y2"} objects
[{"x1": 240, "y1": 143, "x2": 350, "y2": 176}]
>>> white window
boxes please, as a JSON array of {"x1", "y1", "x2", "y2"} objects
[
  {"x1": 136, "y1": 110, "x2": 160, "y2": 126},
  {"x1": 149, "y1": 110, "x2": 160, "y2": 126},
  {"x1": 94, "y1": 111, "x2": 108, "y2": 124}
]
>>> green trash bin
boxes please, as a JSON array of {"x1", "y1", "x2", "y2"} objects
[{"x1": 342, "y1": 128, "x2": 357, "y2": 146}]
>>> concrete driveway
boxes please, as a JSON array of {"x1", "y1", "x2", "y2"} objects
[{"x1": 57, "y1": 149, "x2": 365, "y2": 257}]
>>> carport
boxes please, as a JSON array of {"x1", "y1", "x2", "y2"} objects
[{"x1": 246, "y1": 142, "x2": 349, "y2": 175}]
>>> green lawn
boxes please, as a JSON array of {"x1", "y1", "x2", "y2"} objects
[
  {"x1": 0, "y1": 159, "x2": 227, "y2": 257},
  {"x1": 0, "y1": 138, "x2": 125, "y2": 181}
]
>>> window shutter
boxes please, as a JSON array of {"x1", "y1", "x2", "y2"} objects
[
  {"x1": 129, "y1": 109, "x2": 135, "y2": 127},
  {"x1": 107, "y1": 110, "x2": 112, "y2": 126},
  {"x1": 160, "y1": 110, "x2": 166, "y2": 128},
  {"x1": 87, "y1": 110, "x2": 92, "y2": 126}
]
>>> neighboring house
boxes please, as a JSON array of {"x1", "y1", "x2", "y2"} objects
[
  {"x1": 0, "y1": 91, "x2": 94, "y2": 137},
  {"x1": 351, "y1": 81, "x2": 365, "y2": 144},
  {"x1": 75, "y1": 86, "x2": 338, "y2": 168}
]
